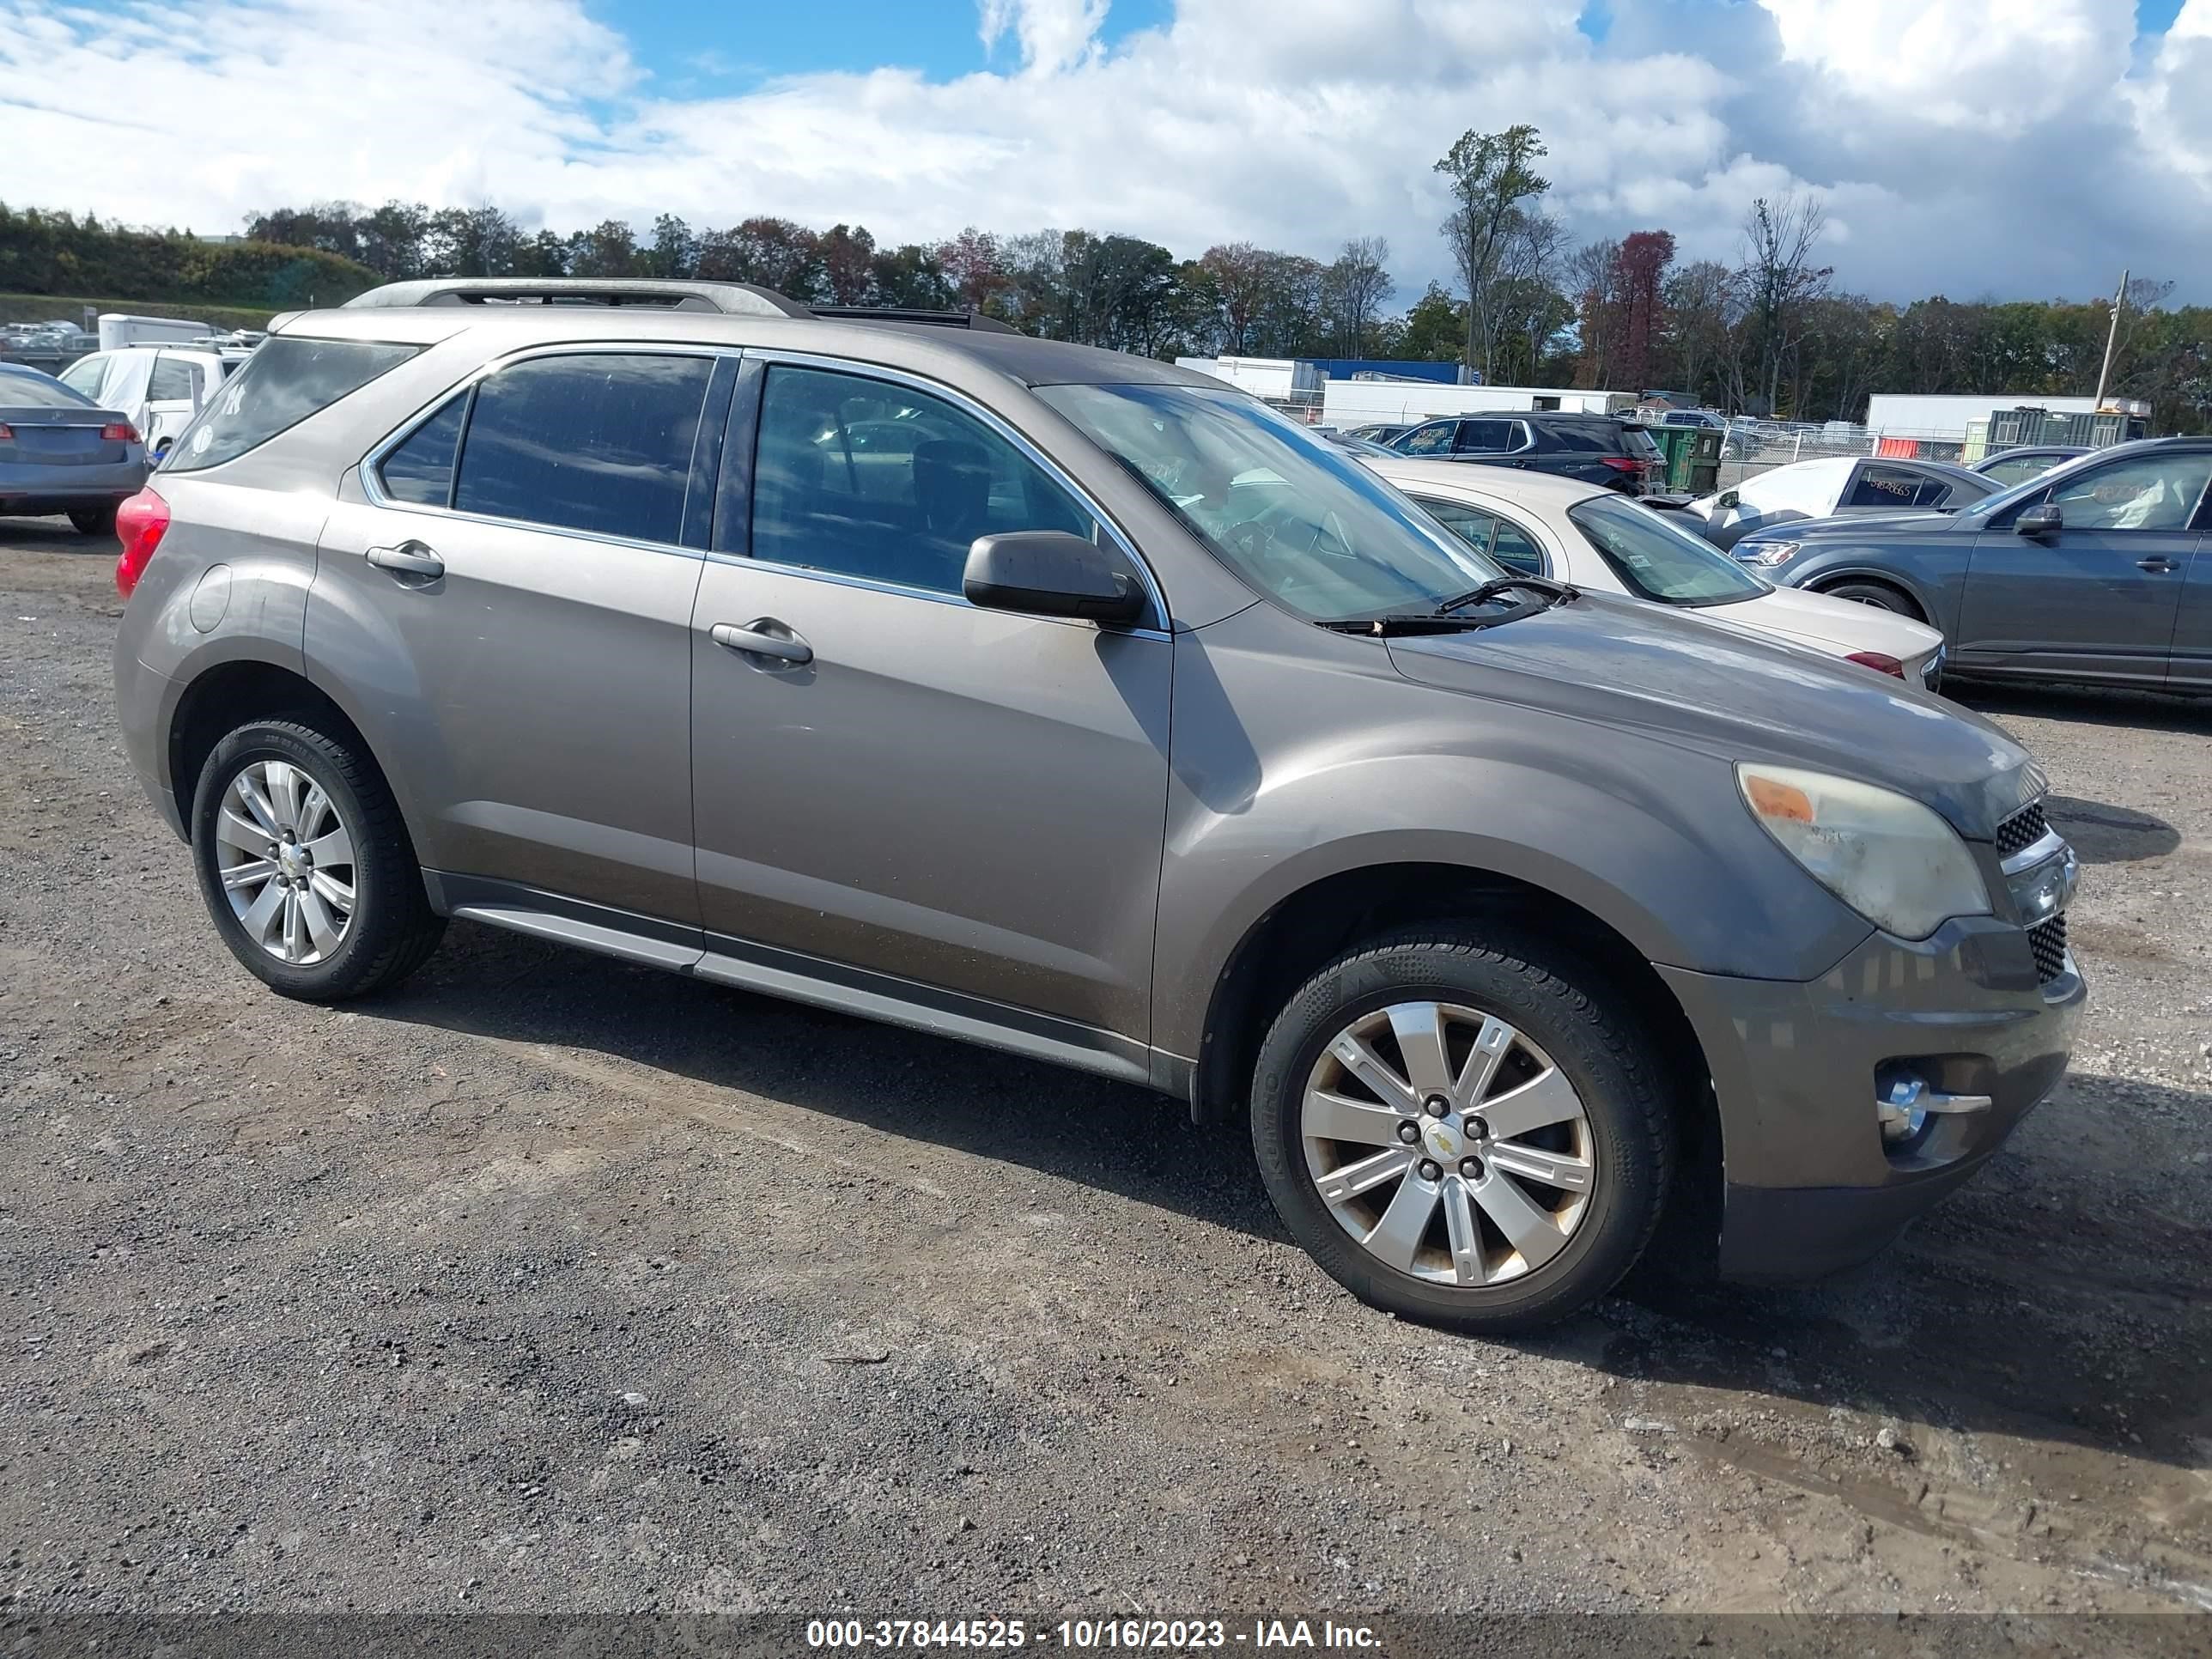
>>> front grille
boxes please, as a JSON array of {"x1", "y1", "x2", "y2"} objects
[
  {"x1": 2028, "y1": 914, "x2": 2069, "y2": 983},
  {"x1": 1996, "y1": 801, "x2": 2050, "y2": 860}
]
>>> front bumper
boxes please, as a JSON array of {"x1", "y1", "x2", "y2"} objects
[{"x1": 1659, "y1": 914, "x2": 2084, "y2": 1280}]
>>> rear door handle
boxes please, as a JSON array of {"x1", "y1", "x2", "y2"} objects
[
  {"x1": 2136, "y1": 556, "x2": 2179, "y2": 573},
  {"x1": 711, "y1": 620, "x2": 813, "y2": 665},
  {"x1": 367, "y1": 543, "x2": 445, "y2": 580}
]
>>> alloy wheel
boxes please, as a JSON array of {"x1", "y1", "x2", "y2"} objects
[
  {"x1": 212, "y1": 759, "x2": 357, "y2": 965},
  {"x1": 1301, "y1": 1001, "x2": 1595, "y2": 1285}
]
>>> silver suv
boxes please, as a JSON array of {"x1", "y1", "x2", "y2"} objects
[{"x1": 112, "y1": 279, "x2": 2084, "y2": 1331}]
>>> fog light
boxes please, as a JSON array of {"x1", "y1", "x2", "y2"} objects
[
  {"x1": 1877, "y1": 1073, "x2": 1996, "y2": 1144},
  {"x1": 1878, "y1": 1077, "x2": 1929, "y2": 1143}
]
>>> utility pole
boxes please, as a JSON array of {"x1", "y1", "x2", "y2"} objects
[{"x1": 2092, "y1": 268, "x2": 2127, "y2": 411}]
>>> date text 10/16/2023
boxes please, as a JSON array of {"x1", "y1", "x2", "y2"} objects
[{"x1": 805, "y1": 1619, "x2": 1383, "y2": 1650}]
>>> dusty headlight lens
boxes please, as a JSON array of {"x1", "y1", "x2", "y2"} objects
[{"x1": 1738, "y1": 764, "x2": 1991, "y2": 939}]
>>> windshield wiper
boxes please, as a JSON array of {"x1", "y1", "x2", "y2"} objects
[
  {"x1": 1319, "y1": 604, "x2": 1548, "y2": 637},
  {"x1": 1431, "y1": 574, "x2": 1579, "y2": 615}
]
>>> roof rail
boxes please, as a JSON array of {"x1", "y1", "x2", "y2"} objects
[
  {"x1": 811, "y1": 305, "x2": 1018, "y2": 334},
  {"x1": 338, "y1": 279, "x2": 1024, "y2": 334},
  {"x1": 340, "y1": 278, "x2": 812, "y2": 318}
]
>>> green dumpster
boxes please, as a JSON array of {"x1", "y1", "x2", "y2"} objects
[
  {"x1": 1639, "y1": 423, "x2": 1724, "y2": 492},
  {"x1": 1644, "y1": 423, "x2": 1692, "y2": 489},
  {"x1": 1684, "y1": 426, "x2": 1722, "y2": 495}
]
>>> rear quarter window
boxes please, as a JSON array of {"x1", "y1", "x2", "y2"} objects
[{"x1": 164, "y1": 337, "x2": 421, "y2": 472}]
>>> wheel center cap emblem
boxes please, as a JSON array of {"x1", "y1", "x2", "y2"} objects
[
  {"x1": 277, "y1": 845, "x2": 306, "y2": 881},
  {"x1": 1423, "y1": 1120, "x2": 1462, "y2": 1161}
]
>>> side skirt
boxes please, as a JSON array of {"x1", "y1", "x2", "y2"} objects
[{"x1": 422, "y1": 871, "x2": 1161, "y2": 1092}]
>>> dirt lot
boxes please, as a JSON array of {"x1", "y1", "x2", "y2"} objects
[{"x1": 3, "y1": 516, "x2": 2209, "y2": 1620}]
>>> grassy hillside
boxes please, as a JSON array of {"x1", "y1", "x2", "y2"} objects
[{"x1": 0, "y1": 293, "x2": 276, "y2": 331}]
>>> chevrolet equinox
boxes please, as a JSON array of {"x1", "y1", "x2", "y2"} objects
[{"x1": 112, "y1": 279, "x2": 2084, "y2": 1331}]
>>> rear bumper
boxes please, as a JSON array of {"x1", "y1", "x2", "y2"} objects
[
  {"x1": 1658, "y1": 915, "x2": 2084, "y2": 1280},
  {"x1": 114, "y1": 644, "x2": 185, "y2": 839},
  {"x1": 0, "y1": 457, "x2": 147, "y2": 509}
]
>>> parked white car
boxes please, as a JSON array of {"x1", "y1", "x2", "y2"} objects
[
  {"x1": 58, "y1": 343, "x2": 252, "y2": 459},
  {"x1": 1680, "y1": 455, "x2": 1996, "y2": 550},
  {"x1": 1363, "y1": 457, "x2": 1948, "y2": 687}
]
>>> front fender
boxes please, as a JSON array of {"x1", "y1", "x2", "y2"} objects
[
  {"x1": 1148, "y1": 611, "x2": 1872, "y2": 1060},
  {"x1": 1782, "y1": 547, "x2": 1961, "y2": 635}
]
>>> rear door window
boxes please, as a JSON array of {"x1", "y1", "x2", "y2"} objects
[
  {"x1": 1411, "y1": 495, "x2": 1547, "y2": 575},
  {"x1": 1848, "y1": 465, "x2": 1944, "y2": 509},
  {"x1": 1454, "y1": 419, "x2": 1516, "y2": 454},
  {"x1": 148, "y1": 356, "x2": 197, "y2": 403},
  {"x1": 167, "y1": 337, "x2": 422, "y2": 471},
  {"x1": 453, "y1": 352, "x2": 716, "y2": 545}
]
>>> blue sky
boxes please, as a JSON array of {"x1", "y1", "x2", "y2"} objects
[
  {"x1": 598, "y1": 0, "x2": 1177, "y2": 92},
  {"x1": 4, "y1": 0, "x2": 2209, "y2": 305}
]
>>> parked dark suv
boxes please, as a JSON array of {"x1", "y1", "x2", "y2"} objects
[
  {"x1": 1389, "y1": 412, "x2": 1663, "y2": 493},
  {"x1": 112, "y1": 279, "x2": 2081, "y2": 1332}
]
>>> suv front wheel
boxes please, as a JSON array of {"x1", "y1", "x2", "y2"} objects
[
  {"x1": 190, "y1": 719, "x2": 445, "y2": 1000},
  {"x1": 1251, "y1": 927, "x2": 1674, "y2": 1332}
]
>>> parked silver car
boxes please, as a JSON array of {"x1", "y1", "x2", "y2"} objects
[
  {"x1": 0, "y1": 362, "x2": 147, "y2": 534},
  {"x1": 112, "y1": 280, "x2": 2082, "y2": 1331}
]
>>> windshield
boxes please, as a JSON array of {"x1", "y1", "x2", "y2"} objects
[
  {"x1": 1037, "y1": 382, "x2": 1498, "y2": 623},
  {"x1": 1567, "y1": 495, "x2": 1771, "y2": 605}
]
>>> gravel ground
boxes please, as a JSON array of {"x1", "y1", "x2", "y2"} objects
[{"x1": 3, "y1": 517, "x2": 2209, "y2": 1620}]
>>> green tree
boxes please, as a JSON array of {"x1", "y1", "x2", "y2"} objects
[{"x1": 1434, "y1": 124, "x2": 1550, "y2": 379}]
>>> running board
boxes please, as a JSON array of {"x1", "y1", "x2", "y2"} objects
[{"x1": 424, "y1": 872, "x2": 1155, "y2": 1091}]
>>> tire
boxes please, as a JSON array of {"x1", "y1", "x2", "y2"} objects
[
  {"x1": 1820, "y1": 580, "x2": 1923, "y2": 621},
  {"x1": 1251, "y1": 926, "x2": 1675, "y2": 1334},
  {"x1": 69, "y1": 503, "x2": 118, "y2": 538},
  {"x1": 190, "y1": 719, "x2": 444, "y2": 1000}
]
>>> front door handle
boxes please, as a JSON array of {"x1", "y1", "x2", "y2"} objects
[
  {"x1": 711, "y1": 620, "x2": 813, "y2": 665},
  {"x1": 2136, "y1": 556, "x2": 2179, "y2": 574},
  {"x1": 367, "y1": 543, "x2": 445, "y2": 580}
]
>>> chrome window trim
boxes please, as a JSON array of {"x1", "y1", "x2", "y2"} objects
[
  {"x1": 359, "y1": 340, "x2": 743, "y2": 562},
  {"x1": 738, "y1": 348, "x2": 1170, "y2": 630}
]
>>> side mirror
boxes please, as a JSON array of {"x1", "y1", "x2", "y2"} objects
[
  {"x1": 1715, "y1": 489, "x2": 1740, "y2": 510},
  {"x1": 963, "y1": 531, "x2": 1146, "y2": 624},
  {"x1": 2015, "y1": 502, "x2": 2063, "y2": 538}
]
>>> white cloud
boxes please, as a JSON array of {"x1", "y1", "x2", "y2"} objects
[
  {"x1": 0, "y1": 0, "x2": 2204, "y2": 303},
  {"x1": 2130, "y1": 0, "x2": 2212, "y2": 186}
]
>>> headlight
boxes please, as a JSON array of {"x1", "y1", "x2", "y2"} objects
[
  {"x1": 1738, "y1": 539, "x2": 1801, "y2": 567},
  {"x1": 1737, "y1": 764, "x2": 1990, "y2": 939}
]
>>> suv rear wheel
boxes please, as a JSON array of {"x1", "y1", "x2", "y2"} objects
[
  {"x1": 190, "y1": 719, "x2": 444, "y2": 1000},
  {"x1": 69, "y1": 503, "x2": 118, "y2": 538},
  {"x1": 1251, "y1": 927, "x2": 1674, "y2": 1332}
]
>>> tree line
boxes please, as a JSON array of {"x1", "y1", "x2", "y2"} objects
[
  {"x1": 0, "y1": 202, "x2": 380, "y2": 313},
  {"x1": 4, "y1": 123, "x2": 2204, "y2": 430}
]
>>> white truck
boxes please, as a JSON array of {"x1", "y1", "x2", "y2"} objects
[{"x1": 59, "y1": 341, "x2": 256, "y2": 457}]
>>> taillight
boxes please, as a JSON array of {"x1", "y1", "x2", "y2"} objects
[
  {"x1": 101, "y1": 421, "x2": 140, "y2": 442},
  {"x1": 114, "y1": 487, "x2": 170, "y2": 598},
  {"x1": 1600, "y1": 457, "x2": 1644, "y2": 471},
  {"x1": 1845, "y1": 650, "x2": 1905, "y2": 679},
  {"x1": 0, "y1": 422, "x2": 12, "y2": 441}
]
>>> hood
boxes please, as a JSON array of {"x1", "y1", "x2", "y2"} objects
[
  {"x1": 1384, "y1": 592, "x2": 2033, "y2": 836},
  {"x1": 1744, "y1": 508, "x2": 1962, "y2": 543},
  {"x1": 1717, "y1": 586, "x2": 1945, "y2": 660}
]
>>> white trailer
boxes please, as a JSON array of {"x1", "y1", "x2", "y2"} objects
[
  {"x1": 96, "y1": 313, "x2": 221, "y2": 351},
  {"x1": 1863, "y1": 392, "x2": 2103, "y2": 443},
  {"x1": 1320, "y1": 381, "x2": 1632, "y2": 428},
  {"x1": 1174, "y1": 356, "x2": 1322, "y2": 398}
]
